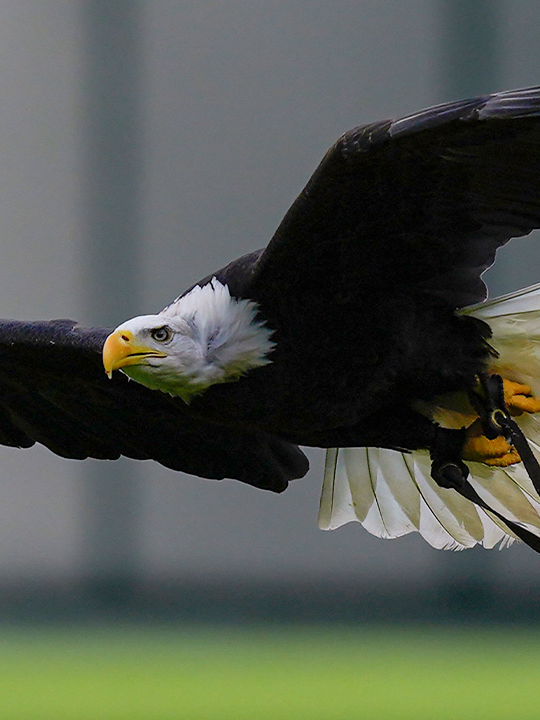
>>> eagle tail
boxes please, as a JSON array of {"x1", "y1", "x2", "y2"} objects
[{"x1": 319, "y1": 282, "x2": 540, "y2": 550}]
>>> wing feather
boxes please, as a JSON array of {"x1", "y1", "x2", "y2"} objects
[
  {"x1": 0, "y1": 319, "x2": 309, "y2": 491},
  {"x1": 253, "y1": 86, "x2": 540, "y2": 314}
]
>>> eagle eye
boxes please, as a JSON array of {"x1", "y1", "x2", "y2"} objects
[{"x1": 150, "y1": 326, "x2": 172, "y2": 343}]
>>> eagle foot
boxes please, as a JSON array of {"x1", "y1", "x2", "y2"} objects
[
  {"x1": 502, "y1": 379, "x2": 540, "y2": 416},
  {"x1": 462, "y1": 418, "x2": 521, "y2": 467},
  {"x1": 464, "y1": 374, "x2": 540, "y2": 467}
]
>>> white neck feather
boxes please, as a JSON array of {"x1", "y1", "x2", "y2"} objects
[{"x1": 162, "y1": 278, "x2": 275, "y2": 395}]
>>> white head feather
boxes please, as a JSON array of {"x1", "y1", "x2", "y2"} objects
[{"x1": 113, "y1": 278, "x2": 275, "y2": 401}]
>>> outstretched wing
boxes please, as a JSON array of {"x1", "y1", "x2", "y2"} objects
[
  {"x1": 253, "y1": 86, "x2": 540, "y2": 311},
  {"x1": 0, "y1": 319, "x2": 308, "y2": 492}
]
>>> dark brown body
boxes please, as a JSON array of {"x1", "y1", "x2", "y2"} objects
[{"x1": 189, "y1": 253, "x2": 492, "y2": 452}]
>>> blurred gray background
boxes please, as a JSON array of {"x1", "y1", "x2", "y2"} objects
[{"x1": 0, "y1": 0, "x2": 539, "y2": 621}]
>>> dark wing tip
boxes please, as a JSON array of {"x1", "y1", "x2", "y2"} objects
[
  {"x1": 390, "y1": 85, "x2": 540, "y2": 139},
  {"x1": 478, "y1": 85, "x2": 540, "y2": 119}
]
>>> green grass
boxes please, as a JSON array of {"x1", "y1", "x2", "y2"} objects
[{"x1": 0, "y1": 624, "x2": 538, "y2": 719}]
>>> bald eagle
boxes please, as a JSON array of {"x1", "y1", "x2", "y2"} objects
[{"x1": 4, "y1": 86, "x2": 540, "y2": 553}]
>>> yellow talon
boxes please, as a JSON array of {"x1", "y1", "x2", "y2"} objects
[
  {"x1": 456, "y1": 375, "x2": 540, "y2": 467},
  {"x1": 462, "y1": 418, "x2": 521, "y2": 467},
  {"x1": 483, "y1": 448, "x2": 522, "y2": 467},
  {"x1": 502, "y1": 379, "x2": 540, "y2": 416}
]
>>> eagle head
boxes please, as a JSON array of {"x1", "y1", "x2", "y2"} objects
[{"x1": 102, "y1": 278, "x2": 274, "y2": 402}]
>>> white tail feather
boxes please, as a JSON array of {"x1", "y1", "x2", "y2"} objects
[{"x1": 319, "y1": 283, "x2": 540, "y2": 550}]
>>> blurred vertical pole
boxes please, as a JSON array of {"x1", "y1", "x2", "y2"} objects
[
  {"x1": 79, "y1": 0, "x2": 143, "y2": 599},
  {"x1": 439, "y1": 0, "x2": 501, "y2": 99},
  {"x1": 437, "y1": 0, "x2": 501, "y2": 599}
]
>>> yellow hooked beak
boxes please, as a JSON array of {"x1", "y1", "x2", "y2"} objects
[{"x1": 102, "y1": 330, "x2": 167, "y2": 378}]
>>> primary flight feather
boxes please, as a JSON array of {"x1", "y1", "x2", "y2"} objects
[{"x1": 4, "y1": 86, "x2": 540, "y2": 551}]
